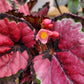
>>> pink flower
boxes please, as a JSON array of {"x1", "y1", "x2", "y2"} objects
[
  {"x1": 42, "y1": 19, "x2": 53, "y2": 29},
  {"x1": 36, "y1": 29, "x2": 52, "y2": 44},
  {"x1": 50, "y1": 31, "x2": 60, "y2": 41},
  {"x1": 36, "y1": 29, "x2": 59, "y2": 44}
]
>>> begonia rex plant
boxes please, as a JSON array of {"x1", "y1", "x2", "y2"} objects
[{"x1": 0, "y1": 0, "x2": 84, "y2": 84}]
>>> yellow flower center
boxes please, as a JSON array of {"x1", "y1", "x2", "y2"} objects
[{"x1": 40, "y1": 31, "x2": 47, "y2": 39}]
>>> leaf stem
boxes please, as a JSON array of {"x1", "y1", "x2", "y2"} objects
[
  {"x1": 55, "y1": 0, "x2": 62, "y2": 14},
  {"x1": 31, "y1": 63, "x2": 37, "y2": 84},
  {"x1": 27, "y1": 48, "x2": 37, "y2": 84}
]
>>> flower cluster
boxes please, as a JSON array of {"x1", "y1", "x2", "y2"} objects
[{"x1": 36, "y1": 19, "x2": 59, "y2": 44}]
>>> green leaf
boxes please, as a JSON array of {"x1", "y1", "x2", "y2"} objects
[
  {"x1": 36, "y1": 78, "x2": 41, "y2": 84},
  {"x1": 7, "y1": 0, "x2": 12, "y2": 4},
  {"x1": 68, "y1": 0, "x2": 79, "y2": 14},
  {"x1": 82, "y1": 28, "x2": 84, "y2": 32},
  {"x1": 35, "y1": 74, "x2": 41, "y2": 84}
]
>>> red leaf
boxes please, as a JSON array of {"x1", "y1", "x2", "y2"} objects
[
  {"x1": 0, "y1": 19, "x2": 9, "y2": 35},
  {"x1": 53, "y1": 18, "x2": 83, "y2": 50},
  {"x1": 28, "y1": 0, "x2": 37, "y2": 11},
  {"x1": 0, "y1": 18, "x2": 35, "y2": 48},
  {"x1": 0, "y1": 18, "x2": 35, "y2": 77},
  {"x1": 0, "y1": 0, "x2": 12, "y2": 13},
  {"x1": 32, "y1": 2, "x2": 49, "y2": 16},
  {"x1": 0, "y1": 47, "x2": 11, "y2": 55},
  {"x1": 0, "y1": 34, "x2": 14, "y2": 46},
  {"x1": 7, "y1": 11, "x2": 46, "y2": 31},
  {"x1": 14, "y1": 0, "x2": 30, "y2": 15},
  {"x1": 33, "y1": 54, "x2": 72, "y2": 84},
  {"x1": 0, "y1": 0, "x2": 30, "y2": 16},
  {"x1": 4, "y1": 19, "x2": 21, "y2": 42},
  {"x1": 33, "y1": 18, "x2": 84, "y2": 84},
  {"x1": 23, "y1": 15, "x2": 45, "y2": 31},
  {"x1": 0, "y1": 50, "x2": 29, "y2": 77},
  {"x1": 56, "y1": 51, "x2": 84, "y2": 84},
  {"x1": 17, "y1": 22, "x2": 36, "y2": 48}
]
